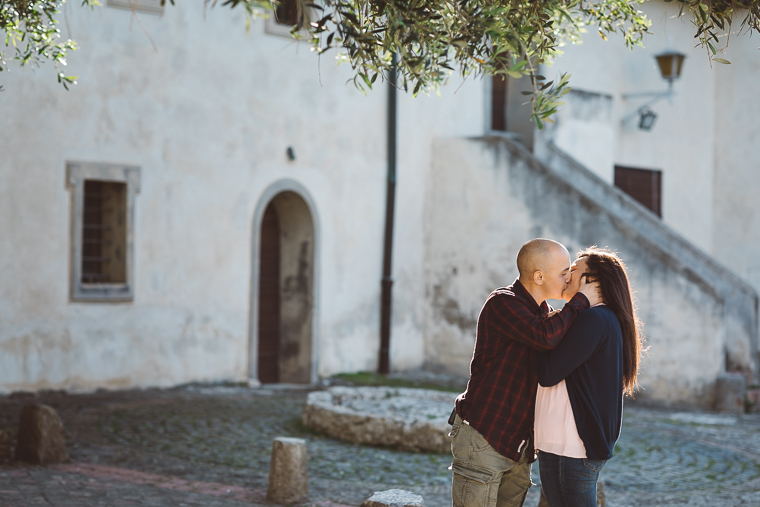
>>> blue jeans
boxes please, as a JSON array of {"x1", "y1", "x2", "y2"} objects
[{"x1": 538, "y1": 451, "x2": 606, "y2": 507}]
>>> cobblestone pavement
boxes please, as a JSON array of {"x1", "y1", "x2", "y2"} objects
[{"x1": 1, "y1": 383, "x2": 759, "y2": 507}]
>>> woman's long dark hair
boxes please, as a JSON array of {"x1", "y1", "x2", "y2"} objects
[{"x1": 578, "y1": 247, "x2": 643, "y2": 396}]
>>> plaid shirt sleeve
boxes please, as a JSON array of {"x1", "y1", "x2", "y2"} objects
[{"x1": 486, "y1": 291, "x2": 590, "y2": 351}]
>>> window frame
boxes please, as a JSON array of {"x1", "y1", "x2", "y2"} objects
[
  {"x1": 106, "y1": 0, "x2": 164, "y2": 15},
  {"x1": 66, "y1": 162, "x2": 141, "y2": 302}
]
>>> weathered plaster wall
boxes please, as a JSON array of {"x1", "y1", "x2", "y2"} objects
[
  {"x1": 712, "y1": 32, "x2": 760, "y2": 299},
  {"x1": 537, "y1": 0, "x2": 760, "y2": 376},
  {"x1": 0, "y1": 4, "x2": 484, "y2": 392},
  {"x1": 540, "y1": 1, "x2": 734, "y2": 255},
  {"x1": 544, "y1": 90, "x2": 615, "y2": 181},
  {"x1": 425, "y1": 136, "x2": 757, "y2": 406}
]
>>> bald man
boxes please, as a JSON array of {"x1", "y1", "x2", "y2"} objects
[{"x1": 450, "y1": 239, "x2": 601, "y2": 507}]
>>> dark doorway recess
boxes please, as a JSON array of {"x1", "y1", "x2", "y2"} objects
[
  {"x1": 258, "y1": 204, "x2": 281, "y2": 383},
  {"x1": 255, "y1": 191, "x2": 314, "y2": 384},
  {"x1": 490, "y1": 74, "x2": 535, "y2": 151},
  {"x1": 491, "y1": 76, "x2": 508, "y2": 132}
]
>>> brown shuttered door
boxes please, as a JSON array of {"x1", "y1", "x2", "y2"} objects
[
  {"x1": 614, "y1": 165, "x2": 662, "y2": 217},
  {"x1": 258, "y1": 203, "x2": 281, "y2": 383}
]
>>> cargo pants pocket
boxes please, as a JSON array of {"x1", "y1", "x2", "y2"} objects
[{"x1": 451, "y1": 460, "x2": 498, "y2": 507}]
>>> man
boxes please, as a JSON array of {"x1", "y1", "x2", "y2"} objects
[{"x1": 450, "y1": 239, "x2": 601, "y2": 507}]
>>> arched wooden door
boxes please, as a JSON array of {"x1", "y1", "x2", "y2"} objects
[
  {"x1": 257, "y1": 203, "x2": 281, "y2": 383},
  {"x1": 256, "y1": 191, "x2": 314, "y2": 384}
]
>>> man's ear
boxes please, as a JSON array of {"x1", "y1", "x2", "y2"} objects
[{"x1": 533, "y1": 270, "x2": 544, "y2": 286}]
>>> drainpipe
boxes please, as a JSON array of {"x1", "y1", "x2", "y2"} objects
[{"x1": 379, "y1": 53, "x2": 397, "y2": 375}]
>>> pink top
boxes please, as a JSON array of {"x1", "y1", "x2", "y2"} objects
[{"x1": 534, "y1": 379, "x2": 587, "y2": 458}]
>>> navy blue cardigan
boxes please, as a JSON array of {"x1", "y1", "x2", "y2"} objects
[{"x1": 537, "y1": 306, "x2": 624, "y2": 460}]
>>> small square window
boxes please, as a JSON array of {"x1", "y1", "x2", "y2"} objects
[
  {"x1": 67, "y1": 162, "x2": 140, "y2": 302},
  {"x1": 275, "y1": 0, "x2": 300, "y2": 26},
  {"x1": 265, "y1": 0, "x2": 311, "y2": 37}
]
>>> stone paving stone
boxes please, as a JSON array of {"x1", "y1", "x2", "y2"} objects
[
  {"x1": 360, "y1": 489, "x2": 425, "y2": 507},
  {"x1": 1, "y1": 386, "x2": 760, "y2": 507}
]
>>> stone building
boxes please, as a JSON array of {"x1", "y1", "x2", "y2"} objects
[{"x1": 0, "y1": 0, "x2": 757, "y2": 407}]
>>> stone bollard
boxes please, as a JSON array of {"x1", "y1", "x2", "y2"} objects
[
  {"x1": 360, "y1": 489, "x2": 425, "y2": 507},
  {"x1": 266, "y1": 437, "x2": 308, "y2": 504},
  {"x1": 15, "y1": 404, "x2": 69, "y2": 465},
  {"x1": 538, "y1": 479, "x2": 605, "y2": 507},
  {"x1": 0, "y1": 431, "x2": 12, "y2": 463},
  {"x1": 714, "y1": 373, "x2": 746, "y2": 414},
  {"x1": 596, "y1": 479, "x2": 606, "y2": 507}
]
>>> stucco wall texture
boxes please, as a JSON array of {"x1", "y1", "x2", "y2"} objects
[
  {"x1": 425, "y1": 136, "x2": 757, "y2": 407},
  {"x1": 543, "y1": 1, "x2": 760, "y2": 298},
  {"x1": 0, "y1": 3, "x2": 483, "y2": 392},
  {"x1": 1, "y1": 1, "x2": 758, "y2": 406}
]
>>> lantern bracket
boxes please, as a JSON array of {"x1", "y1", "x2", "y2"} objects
[
  {"x1": 620, "y1": 50, "x2": 686, "y2": 130},
  {"x1": 620, "y1": 88, "x2": 674, "y2": 127}
]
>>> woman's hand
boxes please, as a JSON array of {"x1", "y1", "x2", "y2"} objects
[{"x1": 579, "y1": 278, "x2": 602, "y2": 306}]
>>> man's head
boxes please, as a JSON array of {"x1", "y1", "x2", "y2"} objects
[{"x1": 516, "y1": 238, "x2": 572, "y2": 303}]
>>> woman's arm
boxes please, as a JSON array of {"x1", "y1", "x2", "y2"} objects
[{"x1": 537, "y1": 309, "x2": 605, "y2": 387}]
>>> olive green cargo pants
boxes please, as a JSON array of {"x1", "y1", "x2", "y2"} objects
[{"x1": 449, "y1": 414, "x2": 532, "y2": 507}]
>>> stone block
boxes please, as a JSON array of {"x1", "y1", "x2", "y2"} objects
[
  {"x1": 0, "y1": 431, "x2": 12, "y2": 463},
  {"x1": 714, "y1": 373, "x2": 746, "y2": 414},
  {"x1": 15, "y1": 404, "x2": 69, "y2": 465},
  {"x1": 302, "y1": 387, "x2": 454, "y2": 453},
  {"x1": 538, "y1": 479, "x2": 605, "y2": 507},
  {"x1": 266, "y1": 436, "x2": 308, "y2": 504},
  {"x1": 746, "y1": 387, "x2": 760, "y2": 413},
  {"x1": 360, "y1": 489, "x2": 425, "y2": 507}
]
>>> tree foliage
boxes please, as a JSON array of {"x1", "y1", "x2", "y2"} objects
[
  {"x1": 669, "y1": 0, "x2": 760, "y2": 63},
  {"x1": 0, "y1": 0, "x2": 98, "y2": 90},
  {"x1": 2, "y1": 0, "x2": 759, "y2": 123}
]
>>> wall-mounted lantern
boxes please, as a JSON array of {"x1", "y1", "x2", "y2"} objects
[
  {"x1": 622, "y1": 50, "x2": 686, "y2": 131},
  {"x1": 655, "y1": 51, "x2": 687, "y2": 84},
  {"x1": 638, "y1": 108, "x2": 658, "y2": 131}
]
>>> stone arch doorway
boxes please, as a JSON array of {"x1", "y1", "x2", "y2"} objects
[{"x1": 251, "y1": 183, "x2": 318, "y2": 384}]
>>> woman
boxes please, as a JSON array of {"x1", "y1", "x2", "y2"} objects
[{"x1": 534, "y1": 247, "x2": 643, "y2": 507}]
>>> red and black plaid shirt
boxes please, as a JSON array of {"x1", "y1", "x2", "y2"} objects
[{"x1": 455, "y1": 279, "x2": 589, "y2": 462}]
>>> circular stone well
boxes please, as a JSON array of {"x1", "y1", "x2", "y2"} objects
[{"x1": 302, "y1": 386, "x2": 457, "y2": 453}]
